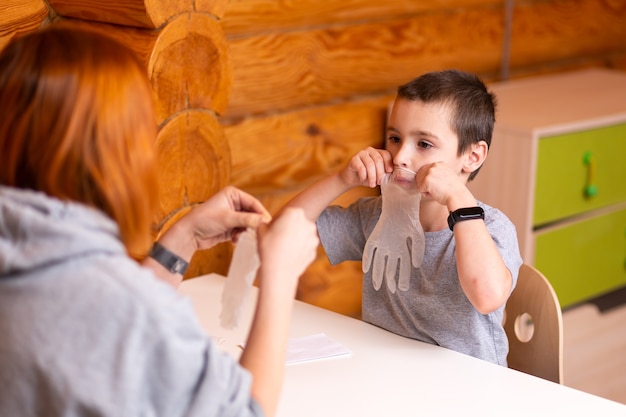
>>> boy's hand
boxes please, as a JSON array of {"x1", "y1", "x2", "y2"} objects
[
  {"x1": 416, "y1": 162, "x2": 471, "y2": 207},
  {"x1": 340, "y1": 147, "x2": 394, "y2": 188}
]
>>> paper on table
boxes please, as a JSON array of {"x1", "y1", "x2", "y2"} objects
[
  {"x1": 285, "y1": 333, "x2": 351, "y2": 365},
  {"x1": 239, "y1": 333, "x2": 351, "y2": 365}
]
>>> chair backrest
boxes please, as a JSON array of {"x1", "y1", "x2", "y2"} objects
[{"x1": 503, "y1": 263, "x2": 564, "y2": 384}]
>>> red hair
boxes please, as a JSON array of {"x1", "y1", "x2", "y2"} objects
[{"x1": 0, "y1": 24, "x2": 159, "y2": 259}]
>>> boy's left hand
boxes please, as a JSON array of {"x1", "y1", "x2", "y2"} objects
[{"x1": 415, "y1": 162, "x2": 472, "y2": 207}]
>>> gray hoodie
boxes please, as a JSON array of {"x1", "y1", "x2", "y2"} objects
[{"x1": 0, "y1": 186, "x2": 263, "y2": 417}]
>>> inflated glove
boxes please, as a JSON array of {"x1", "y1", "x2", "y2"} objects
[
  {"x1": 362, "y1": 167, "x2": 425, "y2": 293},
  {"x1": 220, "y1": 229, "x2": 259, "y2": 329}
]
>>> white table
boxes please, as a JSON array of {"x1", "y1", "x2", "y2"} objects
[{"x1": 179, "y1": 274, "x2": 626, "y2": 416}]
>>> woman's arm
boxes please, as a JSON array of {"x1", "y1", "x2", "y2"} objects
[{"x1": 239, "y1": 208, "x2": 318, "y2": 416}]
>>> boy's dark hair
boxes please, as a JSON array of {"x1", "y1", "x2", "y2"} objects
[{"x1": 397, "y1": 69, "x2": 496, "y2": 180}]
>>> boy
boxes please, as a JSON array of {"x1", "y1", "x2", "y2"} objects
[{"x1": 283, "y1": 69, "x2": 523, "y2": 365}]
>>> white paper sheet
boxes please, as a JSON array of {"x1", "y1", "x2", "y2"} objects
[
  {"x1": 286, "y1": 333, "x2": 352, "y2": 365},
  {"x1": 239, "y1": 333, "x2": 351, "y2": 365}
]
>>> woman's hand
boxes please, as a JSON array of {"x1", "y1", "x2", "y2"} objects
[
  {"x1": 144, "y1": 186, "x2": 271, "y2": 286},
  {"x1": 256, "y1": 207, "x2": 319, "y2": 291},
  {"x1": 186, "y1": 186, "x2": 272, "y2": 250},
  {"x1": 166, "y1": 186, "x2": 272, "y2": 252}
]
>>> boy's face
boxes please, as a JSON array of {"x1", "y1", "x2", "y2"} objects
[{"x1": 386, "y1": 98, "x2": 467, "y2": 176}]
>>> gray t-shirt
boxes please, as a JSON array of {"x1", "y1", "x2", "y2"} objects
[
  {"x1": 0, "y1": 186, "x2": 263, "y2": 417},
  {"x1": 317, "y1": 197, "x2": 523, "y2": 365}
]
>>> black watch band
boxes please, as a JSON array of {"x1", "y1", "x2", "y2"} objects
[
  {"x1": 447, "y1": 206, "x2": 485, "y2": 231},
  {"x1": 148, "y1": 242, "x2": 189, "y2": 275}
]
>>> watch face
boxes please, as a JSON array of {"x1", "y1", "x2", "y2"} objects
[
  {"x1": 456, "y1": 207, "x2": 484, "y2": 219},
  {"x1": 172, "y1": 259, "x2": 188, "y2": 274},
  {"x1": 149, "y1": 242, "x2": 189, "y2": 275},
  {"x1": 448, "y1": 207, "x2": 484, "y2": 231}
]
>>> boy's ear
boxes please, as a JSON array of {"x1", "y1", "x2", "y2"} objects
[{"x1": 462, "y1": 140, "x2": 488, "y2": 174}]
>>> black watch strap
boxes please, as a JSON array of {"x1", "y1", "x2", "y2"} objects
[
  {"x1": 149, "y1": 242, "x2": 189, "y2": 275},
  {"x1": 447, "y1": 206, "x2": 485, "y2": 231}
]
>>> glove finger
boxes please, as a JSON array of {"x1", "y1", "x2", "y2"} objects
[
  {"x1": 410, "y1": 234, "x2": 425, "y2": 268},
  {"x1": 362, "y1": 241, "x2": 375, "y2": 273},
  {"x1": 372, "y1": 249, "x2": 384, "y2": 291},
  {"x1": 385, "y1": 256, "x2": 397, "y2": 293},
  {"x1": 398, "y1": 253, "x2": 411, "y2": 291}
]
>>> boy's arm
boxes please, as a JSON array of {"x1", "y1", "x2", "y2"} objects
[
  {"x1": 281, "y1": 147, "x2": 393, "y2": 222},
  {"x1": 418, "y1": 161, "x2": 512, "y2": 314},
  {"x1": 281, "y1": 172, "x2": 351, "y2": 222},
  {"x1": 449, "y1": 194, "x2": 513, "y2": 315}
]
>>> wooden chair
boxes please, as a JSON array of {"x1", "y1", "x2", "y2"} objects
[{"x1": 503, "y1": 263, "x2": 564, "y2": 384}]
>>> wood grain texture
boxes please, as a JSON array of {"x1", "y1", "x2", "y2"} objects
[
  {"x1": 222, "y1": 0, "x2": 626, "y2": 118},
  {"x1": 149, "y1": 13, "x2": 231, "y2": 121},
  {"x1": 509, "y1": 0, "x2": 626, "y2": 69},
  {"x1": 54, "y1": 13, "x2": 231, "y2": 123},
  {"x1": 155, "y1": 110, "x2": 231, "y2": 224},
  {"x1": 222, "y1": 0, "x2": 499, "y2": 38},
  {"x1": 0, "y1": 0, "x2": 48, "y2": 50},
  {"x1": 195, "y1": 0, "x2": 228, "y2": 19},
  {"x1": 223, "y1": 9, "x2": 504, "y2": 117},
  {"x1": 224, "y1": 95, "x2": 391, "y2": 195},
  {"x1": 48, "y1": 0, "x2": 228, "y2": 29}
]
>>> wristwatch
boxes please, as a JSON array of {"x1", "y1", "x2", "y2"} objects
[
  {"x1": 447, "y1": 206, "x2": 485, "y2": 231},
  {"x1": 148, "y1": 242, "x2": 189, "y2": 275}
]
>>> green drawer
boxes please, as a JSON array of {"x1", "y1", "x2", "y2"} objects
[
  {"x1": 534, "y1": 124, "x2": 626, "y2": 227},
  {"x1": 534, "y1": 208, "x2": 626, "y2": 308}
]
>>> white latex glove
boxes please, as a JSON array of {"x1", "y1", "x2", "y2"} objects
[
  {"x1": 362, "y1": 167, "x2": 425, "y2": 293},
  {"x1": 220, "y1": 229, "x2": 259, "y2": 329}
]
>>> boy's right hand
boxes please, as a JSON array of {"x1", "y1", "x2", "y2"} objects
[{"x1": 340, "y1": 147, "x2": 394, "y2": 188}]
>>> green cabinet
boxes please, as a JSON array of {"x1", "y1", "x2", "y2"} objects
[
  {"x1": 534, "y1": 208, "x2": 626, "y2": 307},
  {"x1": 534, "y1": 124, "x2": 626, "y2": 227},
  {"x1": 468, "y1": 69, "x2": 626, "y2": 308}
]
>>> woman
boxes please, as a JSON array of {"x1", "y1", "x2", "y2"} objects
[{"x1": 0, "y1": 24, "x2": 318, "y2": 417}]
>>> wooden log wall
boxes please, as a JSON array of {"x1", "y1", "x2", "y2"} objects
[
  {"x1": 2, "y1": 0, "x2": 626, "y2": 317},
  {"x1": 0, "y1": 0, "x2": 49, "y2": 50}
]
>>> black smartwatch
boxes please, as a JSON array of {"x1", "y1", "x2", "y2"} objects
[
  {"x1": 148, "y1": 242, "x2": 189, "y2": 275},
  {"x1": 447, "y1": 206, "x2": 485, "y2": 231}
]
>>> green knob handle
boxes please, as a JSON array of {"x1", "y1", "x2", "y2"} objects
[
  {"x1": 583, "y1": 151, "x2": 598, "y2": 198},
  {"x1": 585, "y1": 184, "x2": 598, "y2": 198}
]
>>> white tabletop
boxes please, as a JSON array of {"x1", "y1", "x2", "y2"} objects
[{"x1": 179, "y1": 274, "x2": 626, "y2": 416}]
